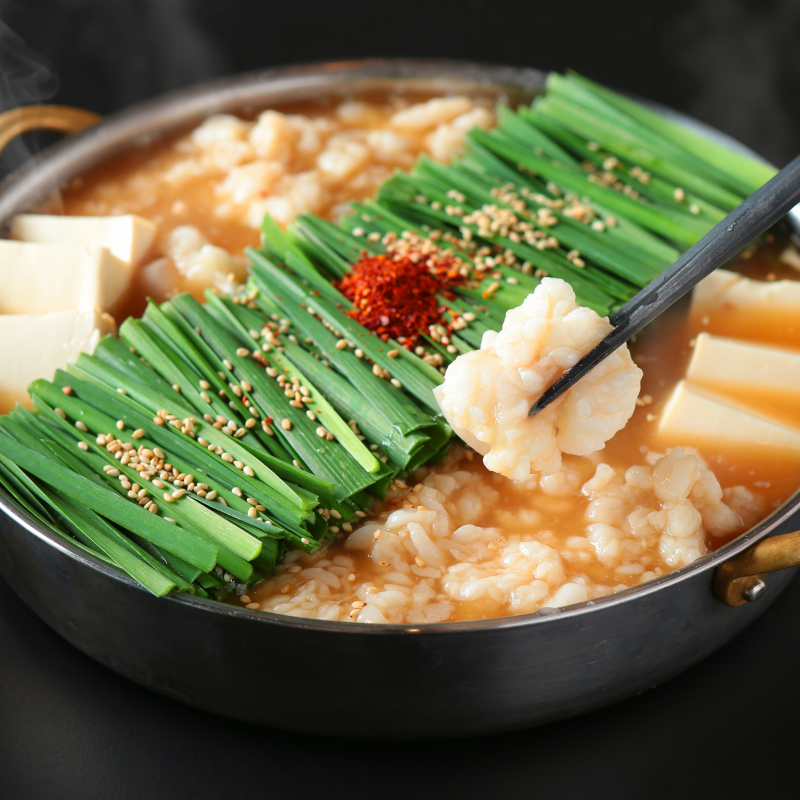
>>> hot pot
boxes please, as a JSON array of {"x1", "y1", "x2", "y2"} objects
[{"x1": 0, "y1": 59, "x2": 799, "y2": 739}]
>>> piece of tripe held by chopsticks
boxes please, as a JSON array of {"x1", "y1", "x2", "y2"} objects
[{"x1": 434, "y1": 278, "x2": 642, "y2": 481}]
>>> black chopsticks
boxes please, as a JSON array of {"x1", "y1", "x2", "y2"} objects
[{"x1": 530, "y1": 152, "x2": 800, "y2": 416}]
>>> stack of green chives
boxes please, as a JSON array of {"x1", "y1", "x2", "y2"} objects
[{"x1": 0, "y1": 71, "x2": 775, "y2": 598}]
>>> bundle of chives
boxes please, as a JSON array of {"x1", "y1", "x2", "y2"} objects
[{"x1": 0, "y1": 70, "x2": 775, "y2": 599}]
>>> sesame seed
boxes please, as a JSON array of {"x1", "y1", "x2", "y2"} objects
[
  {"x1": 354, "y1": 349, "x2": 364, "y2": 358},
  {"x1": 54, "y1": 407, "x2": 67, "y2": 419},
  {"x1": 116, "y1": 421, "x2": 125, "y2": 431},
  {"x1": 246, "y1": 602, "x2": 260, "y2": 609},
  {"x1": 236, "y1": 348, "x2": 249, "y2": 357},
  {"x1": 152, "y1": 479, "x2": 165, "y2": 488},
  {"x1": 132, "y1": 429, "x2": 145, "y2": 439},
  {"x1": 172, "y1": 489, "x2": 186, "y2": 499},
  {"x1": 206, "y1": 490, "x2": 218, "y2": 500},
  {"x1": 390, "y1": 379, "x2": 403, "y2": 389},
  {"x1": 61, "y1": 386, "x2": 73, "y2": 395},
  {"x1": 232, "y1": 487, "x2": 243, "y2": 497},
  {"x1": 243, "y1": 466, "x2": 255, "y2": 477},
  {"x1": 233, "y1": 460, "x2": 244, "y2": 470},
  {"x1": 77, "y1": 441, "x2": 89, "y2": 451},
  {"x1": 75, "y1": 420, "x2": 88, "y2": 432},
  {"x1": 241, "y1": 381, "x2": 252, "y2": 393},
  {"x1": 315, "y1": 426, "x2": 327, "y2": 438},
  {"x1": 162, "y1": 493, "x2": 174, "y2": 503},
  {"x1": 248, "y1": 507, "x2": 258, "y2": 518},
  {"x1": 373, "y1": 530, "x2": 382, "y2": 540},
  {"x1": 200, "y1": 392, "x2": 211, "y2": 403},
  {"x1": 352, "y1": 601, "x2": 366, "y2": 609},
  {"x1": 387, "y1": 349, "x2": 399, "y2": 358},
  {"x1": 415, "y1": 557, "x2": 425, "y2": 567},
  {"x1": 244, "y1": 418, "x2": 256, "y2": 429},
  {"x1": 281, "y1": 419, "x2": 292, "y2": 431},
  {"x1": 153, "y1": 416, "x2": 164, "y2": 425},
  {"x1": 335, "y1": 339, "x2": 348, "y2": 350},
  {"x1": 301, "y1": 537, "x2": 310, "y2": 544},
  {"x1": 372, "y1": 364, "x2": 382, "y2": 377}
]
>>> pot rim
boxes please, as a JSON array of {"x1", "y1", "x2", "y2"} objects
[{"x1": 1, "y1": 56, "x2": 794, "y2": 635}]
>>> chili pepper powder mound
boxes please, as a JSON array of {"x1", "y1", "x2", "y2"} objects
[{"x1": 336, "y1": 251, "x2": 462, "y2": 344}]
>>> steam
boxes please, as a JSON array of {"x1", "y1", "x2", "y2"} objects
[
  {"x1": 0, "y1": 11, "x2": 59, "y2": 176},
  {"x1": 0, "y1": 0, "x2": 225, "y2": 179}
]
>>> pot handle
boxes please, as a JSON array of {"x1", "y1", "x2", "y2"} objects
[
  {"x1": 714, "y1": 529, "x2": 800, "y2": 606},
  {"x1": 0, "y1": 104, "x2": 101, "y2": 156}
]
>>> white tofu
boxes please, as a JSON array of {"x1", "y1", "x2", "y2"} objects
[
  {"x1": 691, "y1": 269, "x2": 800, "y2": 318},
  {"x1": 0, "y1": 308, "x2": 116, "y2": 413},
  {"x1": 0, "y1": 240, "x2": 129, "y2": 314},
  {"x1": 687, "y1": 333, "x2": 800, "y2": 396},
  {"x1": 11, "y1": 213, "x2": 157, "y2": 267},
  {"x1": 658, "y1": 380, "x2": 800, "y2": 454}
]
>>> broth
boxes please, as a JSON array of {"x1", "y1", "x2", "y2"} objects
[
  {"x1": 46, "y1": 95, "x2": 800, "y2": 622},
  {"x1": 59, "y1": 92, "x2": 495, "y2": 319},
  {"x1": 241, "y1": 238, "x2": 800, "y2": 622}
]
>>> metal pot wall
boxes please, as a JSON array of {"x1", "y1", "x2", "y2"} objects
[{"x1": 0, "y1": 59, "x2": 799, "y2": 738}]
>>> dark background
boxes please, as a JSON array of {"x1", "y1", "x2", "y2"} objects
[{"x1": 1, "y1": 0, "x2": 799, "y2": 797}]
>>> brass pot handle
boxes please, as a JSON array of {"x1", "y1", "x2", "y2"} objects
[
  {"x1": 714, "y1": 529, "x2": 800, "y2": 606},
  {"x1": 0, "y1": 104, "x2": 101, "y2": 157}
]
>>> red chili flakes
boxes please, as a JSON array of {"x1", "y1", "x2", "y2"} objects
[{"x1": 336, "y1": 250, "x2": 463, "y2": 345}]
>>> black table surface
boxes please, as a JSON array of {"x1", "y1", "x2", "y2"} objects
[{"x1": 2, "y1": 1, "x2": 800, "y2": 796}]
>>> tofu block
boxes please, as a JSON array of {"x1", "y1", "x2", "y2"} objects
[
  {"x1": 0, "y1": 308, "x2": 116, "y2": 413},
  {"x1": 658, "y1": 380, "x2": 800, "y2": 454},
  {"x1": 687, "y1": 333, "x2": 800, "y2": 396},
  {"x1": 11, "y1": 213, "x2": 157, "y2": 267},
  {"x1": 691, "y1": 269, "x2": 800, "y2": 318},
  {"x1": 0, "y1": 240, "x2": 129, "y2": 314}
]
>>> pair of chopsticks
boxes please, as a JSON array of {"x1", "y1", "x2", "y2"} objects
[{"x1": 531, "y1": 153, "x2": 800, "y2": 416}]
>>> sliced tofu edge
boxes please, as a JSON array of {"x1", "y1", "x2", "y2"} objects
[
  {"x1": 0, "y1": 308, "x2": 116, "y2": 414},
  {"x1": 687, "y1": 332, "x2": 800, "y2": 395},
  {"x1": 658, "y1": 380, "x2": 800, "y2": 452},
  {"x1": 11, "y1": 213, "x2": 157, "y2": 267},
  {"x1": 0, "y1": 239, "x2": 131, "y2": 314},
  {"x1": 691, "y1": 268, "x2": 800, "y2": 318}
]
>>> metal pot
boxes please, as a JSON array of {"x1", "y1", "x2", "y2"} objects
[{"x1": 0, "y1": 59, "x2": 798, "y2": 739}]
